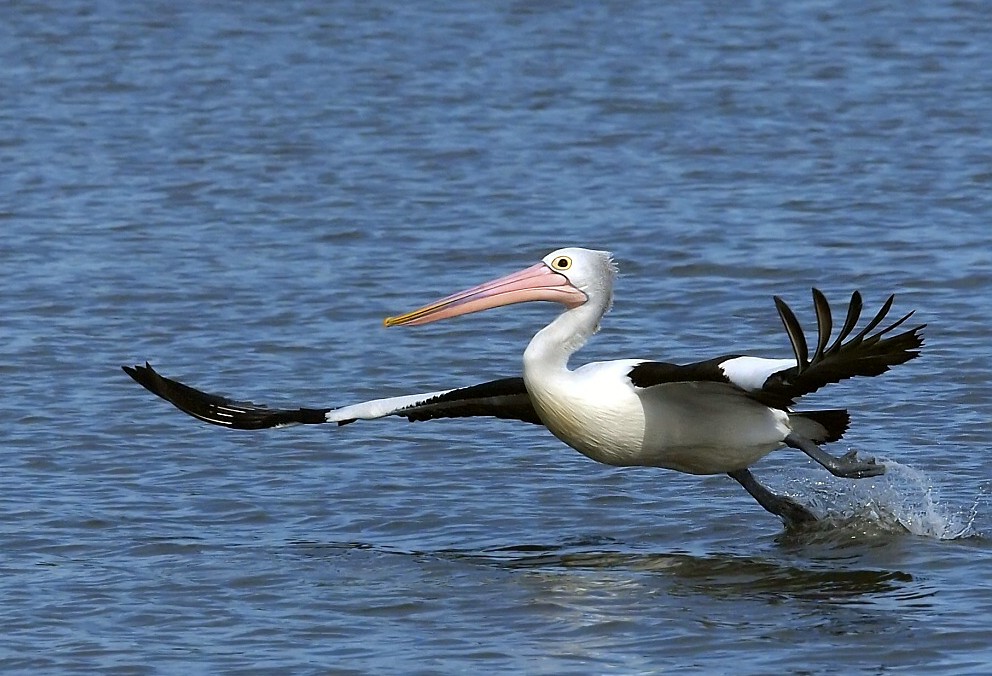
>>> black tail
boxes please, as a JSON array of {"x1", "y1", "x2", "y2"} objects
[
  {"x1": 790, "y1": 409, "x2": 850, "y2": 443},
  {"x1": 757, "y1": 289, "x2": 924, "y2": 408}
]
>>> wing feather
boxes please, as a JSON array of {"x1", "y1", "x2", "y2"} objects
[
  {"x1": 122, "y1": 363, "x2": 329, "y2": 429},
  {"x1": 810, "y1": 288, "x2": 832, "y2": 364},
  {"x1": 773, "y1": 295, "x2": 809, "y2": 372},
  {"x1": 122, "y1": 363, "x2": 542, "y2": 430},
  {"x1": 756, "y1": 290, "x2": 924, "y2": 408},
  {"x1": 627, "y1": 289, "x2": 924, "y2": 411}
]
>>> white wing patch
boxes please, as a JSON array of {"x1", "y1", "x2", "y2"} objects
[
  {"x1": 576, "y1": 358, "x2": 647, "y2": 381},
  {"x1": 325, "y1": 389, "x2": 452, "y2": 423},
  {"x1": 719, "y1": 356, "x2": 795, "y2": 392}
]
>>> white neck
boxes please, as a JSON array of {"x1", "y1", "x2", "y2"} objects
[{"x1": 522, "y1": 295, "x2": 610, "y2": 381}]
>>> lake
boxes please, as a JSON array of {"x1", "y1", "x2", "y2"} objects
[{"x1": 3, "y1": 1, "x2": 991, "y2": 673}]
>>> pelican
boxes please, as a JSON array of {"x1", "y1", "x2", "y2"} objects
[{"x1": 123, "y1": 247, "x2": 925, "y2": 527}]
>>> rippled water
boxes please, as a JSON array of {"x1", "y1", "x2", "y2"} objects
[{"x1": 3, "y1": 1, "x2": 992, "y2": 673}]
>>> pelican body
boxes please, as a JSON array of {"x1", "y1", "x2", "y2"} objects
[{"x1": 124, "y1": 247, "x2": 925, "y2": 527}]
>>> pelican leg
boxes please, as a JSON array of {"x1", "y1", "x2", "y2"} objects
[
  {"x1": 784, "y1": 432, "x2": 885, "y2": 479},
  {"x1": 728, "y1": 468, "x2": 818, "y2": 527}
]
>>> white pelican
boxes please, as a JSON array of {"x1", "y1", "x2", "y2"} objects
[{"x1": 124, "y1": 247, "x2": 925, "y2": 528}]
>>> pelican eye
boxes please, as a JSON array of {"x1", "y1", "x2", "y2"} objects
[{"x1": 551, "y1": 255, "x2": 572, "y2": 271}]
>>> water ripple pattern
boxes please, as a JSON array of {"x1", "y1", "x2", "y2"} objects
[{"x1": 2, "y1": 1, "x2": 991, "y2": 673}]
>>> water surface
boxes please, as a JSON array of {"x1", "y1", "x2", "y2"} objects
[{"x1": 3, "y1": 1, "x2": 991, "y2": 673}]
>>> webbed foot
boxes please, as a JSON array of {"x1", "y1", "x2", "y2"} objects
[{"x1": 786, "y1": 433, "x2": 886, "y2": 479}]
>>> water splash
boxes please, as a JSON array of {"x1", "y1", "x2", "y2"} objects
[{"x1": 789, "y1": 461, "x2": 983, "y2": 540}]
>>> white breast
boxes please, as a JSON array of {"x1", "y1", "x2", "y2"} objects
[{"x1": 524, "y1": 360, "x2": 647, "y2": 466}]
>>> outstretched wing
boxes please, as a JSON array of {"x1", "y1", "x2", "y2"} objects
[
  {"x1": 760, "y1": 289, "x2": 924, "y2": 407},
  {"x1": 122, "y1": 363, "x2": 329, "y2": 429},
  {"x1": 122, "y1": 363, "x2": 542, "y2": 430},
  {"x1": 627, "y1": 289, "x2": 925, "y2": 409}
]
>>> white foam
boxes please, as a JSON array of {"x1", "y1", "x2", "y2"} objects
[{"x1": 788, "y1": 460, "x2": 983, "y2": 540}]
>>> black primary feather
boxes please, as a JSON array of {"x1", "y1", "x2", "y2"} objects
[
  {"x1": 827, "y1": 290, "x2": 864, "y2": 354},
  {"x1": 774, "y1": 295, "x2": 810, "y2": 372},
  {"x1": 122, "y1": 363, "x2": 329, "y2": 429},
  {"x1": 756, "y1": 290, "x2": 925, "y2": 408},
  {"x1": 810, "y1": 288, "x2": 832, "y2": 364}
]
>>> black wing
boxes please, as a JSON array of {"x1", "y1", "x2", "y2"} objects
[
  {"x1": 122, "y1": 363, "x2": 330, "y2": 429},
  {"x1": 627, "y1": 356, "x2": 741, "y2": 389},
  {"x1": 761, "y1": 289, "x2": 925, "y2": 407},
  {"x1": 626, "y1": 289, "x2": 924, "y2": 410},
  {"x1": 396, "y1": 378, "x2": 543, "y2": 424},
  {"x1": 122, "y1": 363, "x2": 542, "y2": 430}
]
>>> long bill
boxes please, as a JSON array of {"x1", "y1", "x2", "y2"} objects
[{"x1": 384, "y1": 262, "x2": 587, "y2": 327}]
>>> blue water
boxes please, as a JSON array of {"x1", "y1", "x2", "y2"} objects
[{"x1": 3, "y1": 1, "x2": 992, "y2": 673}]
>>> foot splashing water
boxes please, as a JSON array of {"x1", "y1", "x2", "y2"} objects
[{"x1": 789, "y1": 461, "x2": 983, "y2": 540}]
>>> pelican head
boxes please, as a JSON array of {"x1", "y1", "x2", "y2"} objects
[{"x1": 384, "y1": 247, "x2": 615, "y2": 327}]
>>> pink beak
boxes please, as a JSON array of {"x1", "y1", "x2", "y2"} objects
[{"x1": 384, "y1": 262, "x2": 587, "y2": 327}]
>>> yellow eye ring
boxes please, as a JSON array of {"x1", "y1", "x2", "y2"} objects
[{"x1": 551, "y1": 255, "x2": 572, "y2": 271}]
